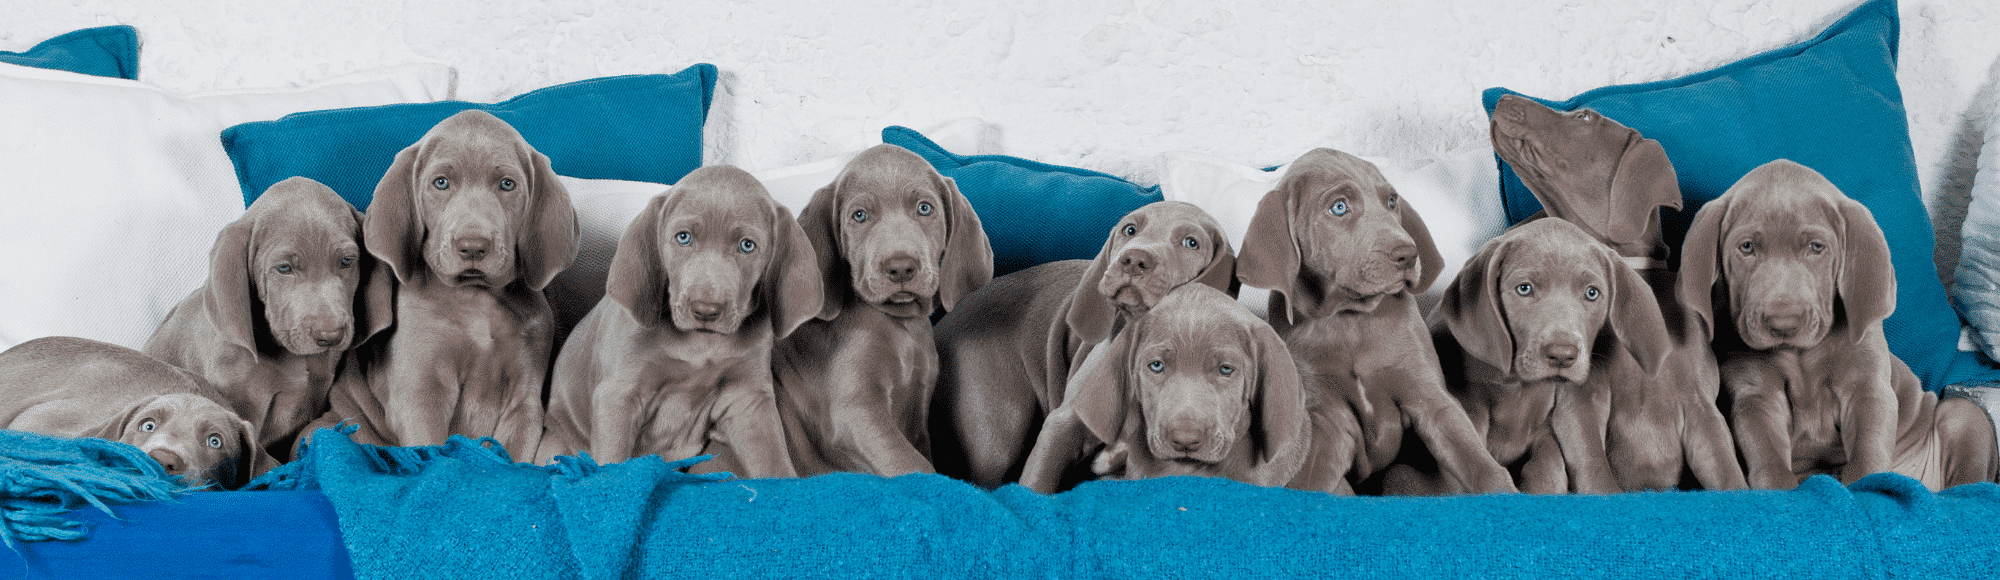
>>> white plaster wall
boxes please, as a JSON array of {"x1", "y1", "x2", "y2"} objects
[{"x1": 9, "y1": 0, "x2": 1998, "y2": 284}]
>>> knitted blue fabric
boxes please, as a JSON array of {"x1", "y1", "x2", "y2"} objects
[{"x1": 0, "y1": 430, "x2": 185, "y2": 549}]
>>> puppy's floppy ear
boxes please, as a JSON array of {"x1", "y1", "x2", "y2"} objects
[
  {"x1": 1396, "y1": 194, "x2": 1446, "y2": 293},
  {"x1": 517, "y1": 149, "x2": 580, "y2": 291},
  {"x1": 366, "y1": 143, "x2": 427, "y2": 284},
  {"x1": 1438, "y1": 236, "x2": 1515, "y2": 374},
  {"x1": 765, "y1": 203, "x2": 825, "y2": 339},
  {"x1": 1069, "y1": 320, "x2": 1142, "y2": 446},
  {"x1": 1676, "y1": 194, "x2": 1731, "y2": 339},
  {"x1": 796, "y1": 182, "x2": 848, "y2": 321},
  {"x1": 352, "y1": 208, "x2": 396, "y2": 344},
  {"x1": 606, "y1": 193, "x2": 674, "y2": 328},
  {"x1": 1599, "y1": 247, "x2": 1672, "y2": 375},
  {"x1": 1606, "y1": 135, "x2": 1683, "y2": 245},
  {"x1": 232, "y1": 418, "x2": 278, "y2": 489},
  {"x1": 1246, "y1": 318, "x2": 1309, "y2": 487},
  {"x1": 1237, "y1": 185, "x2": 1303, "y2": 324},
  {"x1": 78, "y1": 395, "x2": 157, "y2": 442},
  {"x1": 1066, "y1": 218, "x2": 1128, "y2": 345},
  {"x1": 1193, "y1": 216, "x2": 1240, "y2": 298},
  {"x1": 1833, "y1": 195, "x2": 1895, "y2": 338},
  {"x1": 935, "y1": 174, "x2": 993, "y2": 312},
  {"x1": 202, "y1": 216, "x2": 260, "y2": 358}
]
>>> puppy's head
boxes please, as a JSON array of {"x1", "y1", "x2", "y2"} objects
[
  {"x1": 366, "y1": 110, "x2": 580, "y2": 292},
  {"x1": 1066, "y1": 201, "x2": 1237, "y2": 343},
  {"x1": 204, "y1": 177, "x2": 395, "y2": 358},
  {"x1": 1438, "y1": 219, "x2": 1670, "y2": 383},
  {"x1": 1677, "y1": 160, "x2": 1894, "y2": 350},
  {"x1": 605, "y1": 166, "x2": 824, "y2": 338},
  {"x1": 1067, "y1": 284, "x2": 1308, "y2": 486},
  {"x1": 798, "y1": 144, "x2": 993, "y2": 319},
  {"x1": 1489, "y1": 96, "x2": 1682, "y2": 257},
  {"x1": 81, "y1": 393, "x2": 276, "y2": 489},
  {"x1": 1237, "y1": 148, "x2": 1443, "y2": 321}
]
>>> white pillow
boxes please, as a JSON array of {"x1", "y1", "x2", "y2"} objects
[
  {"x1": 545, "y1": 118, "x2": 997, "y2": 345},
  {"x1": 1953, "y1": 110, "x2": 2000, "y2": 360},
  {"x1": 1157, "y1": 142, "x2": 1508, "y2": 317},
  {"x1": 0, "y1": 62, "x2": 456, "y2": 352}
]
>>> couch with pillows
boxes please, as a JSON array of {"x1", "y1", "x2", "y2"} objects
[{"x1": 8, "y1": 0, "x2": 2000, "y2": 577}]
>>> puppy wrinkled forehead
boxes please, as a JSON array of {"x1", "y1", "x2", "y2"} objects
[
  {"x1": 422, "y1": 110, "x2": 532, "y2": 159},
  {"x1": 1146, "y1": 285, "x2": 1261, "y2": 335},
  {"x1": 838, "y1": 144, "x2": 942, "y2": 193},
  {"x1": 1282, "y1": 148, "x2": 1391, "y2": 192},
  {"x1": 673, "y1": 166, "x2": 777, "y2": 212},
  {"x1": 1496, "y1": 219, "x2": 1605, "y2": 267}
]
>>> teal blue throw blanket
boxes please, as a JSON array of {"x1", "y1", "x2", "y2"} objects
[
  {"x1": 0, "y1": 430, "x2": 185, "y2": 548},
  {"x1": 254, "y1": 429, "x2": 2000, "y2": 579}
]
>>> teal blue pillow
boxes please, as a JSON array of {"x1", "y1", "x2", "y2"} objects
[
  {"x1": 1482, "y1": 0, "x2": 1997, "y2": 391},
  {"x1": 223, "y1": 64, "x2": 716, "y2": 210},
  {"x1": 882, "y1": 126, "x2": 1163, "y2": 277},
  {"x1": 1, "y1": 26, "x2": 139, "y2": 79}
]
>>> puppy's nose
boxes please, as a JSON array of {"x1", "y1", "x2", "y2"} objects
[
  {"x1": 312, "y1": 325, "x2": 347, "y2": 348},
  {"x1": 884, "y1": 256, "x2": 919, "y2": 284},
  {"x1": 1542, "y1": 344, "x2": 1579, "y2": 369},
  {"x1": 1765, "y1": 306, "x2": 1805, "y2": 337},
  {"x1": 455, "y1": 236, "x2": 491, "y2": 261},
  {"x1": 148, "y1": 449, "x2": 185, "y2": 474},
  {"x1": 690, "y1": 301, "x2": 723, "y2": 323},
  {"x1": 1120, "y1": 249, "x2": 1155, "y2": 277},
  {"x1": 1388, "y1": 244, "x2": 1418, "y2": 269}
]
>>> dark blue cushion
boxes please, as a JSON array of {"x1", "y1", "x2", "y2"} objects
[
  {"x1": 4, "y1": 491, "x2": 352, "y2": 580},
  {"x1": 222, "y1": 64, "x2": 716, "y2": 211},
  {"x1": 882, "y1": 126, "x2": 1163, "y2": 277},
  {"x1": 0, "y1": 26, "x2": 139, "y2": 80},
  {"x1": 1482, "y1": 0, "x2": 1998, "y2": 391}
]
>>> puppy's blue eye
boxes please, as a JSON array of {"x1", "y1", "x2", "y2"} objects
[
  {"x1": 852, "y1": 209, "x2": 869, "y2": 223},
  {"x1": 739, "y1": 239, "x2": 756, "y2": 253},
  {"x1": 207, "y1": 435, "x2": 223, "y2": 449},
  {"x1": 1739, "y1": 241, "x2": 1754, "y2": 254},
  {"x1": 433, "y1": 177, "x2": 449, "y2": 190},
  {"x1": 276, "y1": 263, "x2": 293, "y2": 275},
  {"x1": 339, "y1": 256, "x2": 355, "y2": 269},
  {"x1": 499, "y1": 178, "x2": 516, "y2": 192},
  {"x1": 1182, "y1": 237, "x2": 1199, "y2": 250},
  {"x1": 1809, "y1": 242, "x2": 1825, "y2": 254},
  {"x1": 1123, "y1": 224, "x2": 1138, "y2": 236},
  {"x1": 1218, "y1": 364, "x2": 1234, "y2": 376},
  {"x1": 1585, "y1": 286, "x2": 1600, "y2": 301},
  {"x1": 141, "y1": 420, "x2": 156, "y2": 432},
  {"x1": 1330, "y1": 200, "x2": 1349, "y2": 216},
  {"x1": 917, "y1": 202, "x2": 933, "y2": 216},
  {"x1": 1148, "y1": 360, "x2": 1164, "y2": 373},
  {"x1": 675, "y1": 232, "x2": 691, "y2": 246},
  {"x1": 1515, "y1": 283, "x2": 1533, "y2": 296},
  {"x1": 1386, "y1": 195, "x2": 1398, "y2": 210}
]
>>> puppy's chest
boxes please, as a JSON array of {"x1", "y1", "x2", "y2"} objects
[
  {"x1": 400, "y1": 289, "x2": 548, "y2": 370},
  {"x1": 1783, "y1": 366, "x2": 1846, "y2": 453}
]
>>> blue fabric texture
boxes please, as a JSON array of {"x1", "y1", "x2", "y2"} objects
[
  {"x1": 235, "y1": 428, "x2": 2000, "y2": 579},
  {"x1": 882, "y1": 126, "x2": 1164, "y2": 277},
  {"x1": 0, "y1": 26, "x2": 140, "y2": 80},
  {"x1": 0, "y1": 430, "x2": 185, "y2": 549},
  {"x1": 4, "y1": 490, "x2": 353, "y2": 580},
  {"x1": 222, "y1": 63, "x2": 717, "y2": 211},
  {"x1": 1481, "y1": 0, "x2": 1998, "y2": 391}
]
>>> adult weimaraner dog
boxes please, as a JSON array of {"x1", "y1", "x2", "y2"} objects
[
  {"x1": 1489, "y1": 95, "x2": 1745, "y2": 491},
  {"x1": 1017, "y1": 284, "x2": 1314, "y2": 493},
  {"x1": 772, "y1": 144, "x2": 992, "y2": 477},
  {"x1": 931, "y1": 201, "x2": 1237, "y2": 488},
  {"x1": 144, "y1": 177, "x2": 394, "y2": 461},
  {"x1": 310, "y1": 110, "x2": 578, "y2": 459},
  {"x1": 1679, "y1": 160, "x2": 1996, "y2": 490},
  {"x1": 0, "y1": 337, "x2": 277, "y2": 489},
  {"x1": 536, "y1": 166, "x2": 822, "y2": 475},
  {"x1": 1236, "y1": 148, "x2": 1515, "y2": 495},
  {"x1": 1430, "y1": 218, "x2": 1672, "y2": 494}
]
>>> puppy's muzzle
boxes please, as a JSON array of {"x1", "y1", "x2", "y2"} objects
[{"x1": 148, "y1": 448, "x2": 186, "y2": 475}]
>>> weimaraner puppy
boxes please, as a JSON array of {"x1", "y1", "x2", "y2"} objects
[
  {"x1": 1431, "y1": 218, "x2": 1672, "y2": 494},
  {"x1": 772, "y1": 144, "x2": 992, "y2": 477},
  {"x1": 931, "y1": 201, "x2": 1238, "y2": 488},
  {"x1": 536, "y1": 166, "x2": 822, "y2": 475},
  {"x1": 310, "y1": 110, "x2": 578, "y2": 459},
  {"x1": 1679, "y1": 160, "x2": 1996, "y2": 490},
  {"x1": 0, "y1": 337, "x2": 277, "y2": 489},
  {"x1": 144, "y1": 177, "x2": 394, "y2": 461},
  {"x1": 1490, "y1": 95, "x2": 1745, "y2": 491},
  {"x1": 1236, "y1": 148, "x2": 1515, "y2": 495},
  {"x1": 1018, "y1": 284, "x2": 1315, "y2": 493}
]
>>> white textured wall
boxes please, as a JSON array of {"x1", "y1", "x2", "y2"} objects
[{"x1": 10, "y1": 0, "x2": 1998, "y2": 283}]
